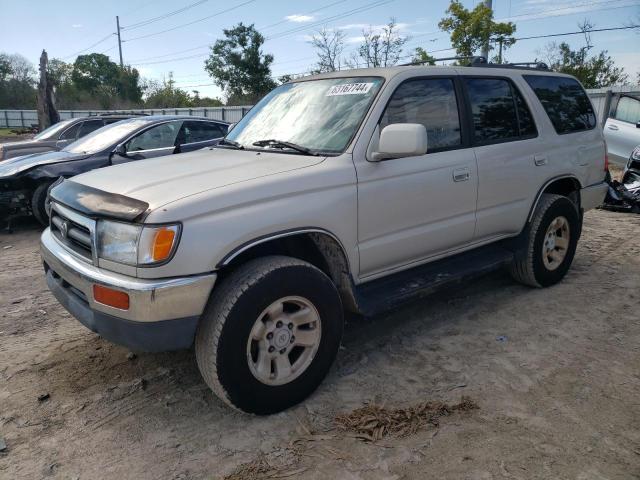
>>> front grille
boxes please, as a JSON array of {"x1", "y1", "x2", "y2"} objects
[{"x1": 50, "y1": 204, "x2": 94, "y2": 262}]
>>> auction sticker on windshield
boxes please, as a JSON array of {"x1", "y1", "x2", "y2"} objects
[{"x1": 326, "y1": 82, "x2": 375, "y2": 96}]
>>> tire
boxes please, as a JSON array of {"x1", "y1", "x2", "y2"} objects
[
  {"x1": 31, "y1": 182, "x2": 52, "y2": 226},
  {"x1": 509, "y1": 193, "x2": 580, "y2": 288},
  {"x1": 195, "y1": 255, "x2": 343, "y2": 414}
]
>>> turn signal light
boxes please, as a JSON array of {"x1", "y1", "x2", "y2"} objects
[
  {"x1": 93, "y1": 284, "x2": 130, "y2": 310},
  {"x1": 152, "y1": 228, "x2": 177, "y2": 262}
]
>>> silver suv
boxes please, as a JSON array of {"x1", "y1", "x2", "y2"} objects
[{"x1": 40, "y1": 64, "x2": 608, "y2": 414}]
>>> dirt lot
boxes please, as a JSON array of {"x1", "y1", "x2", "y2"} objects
[{"x1": 1, "y1": 210, "x2": 639, "y2": 480}]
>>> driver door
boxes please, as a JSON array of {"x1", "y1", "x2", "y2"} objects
[{"x1": 111, "y1": 120, "x2": 182, "y2": 164}]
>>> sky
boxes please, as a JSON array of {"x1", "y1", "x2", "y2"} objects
[{"x1": 1, "y1": 0, "x2": 639, "y2": 100}]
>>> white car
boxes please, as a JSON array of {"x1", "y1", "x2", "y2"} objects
[
  {"x1": 40, "y1": 64, "x2": 608, "y2": 414},
  {"x1": 604, "y1": 94, "x2": 640, "y2": 165}
]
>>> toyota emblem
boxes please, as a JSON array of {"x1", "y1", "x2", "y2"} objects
[{"x1": 60, "y1": 220, "x2": 69, "y2": 239}]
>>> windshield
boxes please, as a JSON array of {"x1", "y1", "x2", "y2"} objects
[
  {"x1": 64, "y1": 118, "x2": 153, "y2": 154},
  {"x1": 33, "y1": 119, "x2": 75, "y2": 140},
  {"x1": 225, "y1": 76, "x2": 383, "y2": 154}
]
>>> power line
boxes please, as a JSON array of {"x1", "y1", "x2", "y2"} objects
[
  {"x1": 512, "y1": 24, "x2": 639, "y2": 41},
  {"x1": 122, "y1": 0, "x2": 209, "y2": 30},
  {"x1": 122, "y1": 0, "x2": 258, "y2": 42},
  {"x1": 498, "y1": 0, "x2": 640, "y2": 21},
  {"x1": 259, "y1": 0, "x2": 347, "y2": 31},
  {"x1": 62, "y1": 33, "x2": 115, "y2": 59},
  {"x1": 265, "y1": 0, "x2": 396, "y2": 41}
]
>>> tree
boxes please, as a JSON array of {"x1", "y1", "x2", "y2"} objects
[
  {"x1": 539, "y1": 21, "x2": 628, "y2": 88},
  {"x1": 352, "y1": 18, "x2": 407, "y2": 68},
  {"x1": 412, "y1": 47, "x2": 436, "y2": 65},
  {"x1": 0, "y1": 53, "x2": 37, "y2": 109},
  {"x1": 439, "y1": 0, "x2": 515, "y2": 60},
  {"x1": 204, "y1": 23, "x2": 277, "y2": 104},
  {"x1": 143, "y1": 74, "x2": 193, "y2": 108},
  {"x1": 310, "y1": 28, "x2": 346, "y2": 72}
]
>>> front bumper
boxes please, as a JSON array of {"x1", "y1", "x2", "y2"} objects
[
  {"x1": 41, "y1": 228, "x2": 217, "y2": 351},
  {"x1": 581, "y1": 181, "x2": 608, "y2": 211}
]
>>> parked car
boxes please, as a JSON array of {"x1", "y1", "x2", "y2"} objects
[
  {"x1": 41, "y1": 64, "x2": 607, "y2": 414},
  {"x1": 604, "y1": 94, "x2": 640, "y2": 165},
  {"x1": 0, "y1": 116, "x2": 229, "y2": 225},
  {"x1": 0, "y1": 114, "x2": 144, "y2": 162}
]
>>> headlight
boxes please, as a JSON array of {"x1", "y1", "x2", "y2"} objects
[{"x1": 97, "y1": 220, "x2": 180, "y2": 266}]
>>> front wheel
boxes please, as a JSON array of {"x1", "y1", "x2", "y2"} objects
[
  {"x1": 510, "y1": 193, "x2": 581, "y2": 288},
  {"x1": 31, "y1": 181, "x2": 53, "y2": 226},
  {"x1": 195, "y1": 256, "x2": 343, "y2": 414}
]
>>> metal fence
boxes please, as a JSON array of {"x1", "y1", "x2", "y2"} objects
[
  {"x1": 1, "y1": 85, "x2": 640, "y2": 129},
  {"x1": 0, "y1": 106, "x2": 252, "y2": 128}
]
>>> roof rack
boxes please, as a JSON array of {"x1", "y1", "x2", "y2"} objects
[
  {"x1": 401, "y1": 55, "x2": 487, "y2": 67},
  {"x1": 87, "y1": 112, "x2": 150, "y2": 117},
  {"x1": 402, "y1": 56, "x2": 549, "y2": 71}
]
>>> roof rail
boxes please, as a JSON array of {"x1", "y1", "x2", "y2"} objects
[
  {"x1": 474, "y1": 61, "x2": 550, "y2": 71},
  {"x1": 400, "y1": 55, "x2": 487, "y2": 67},
  {"x1": 88, "y1": 112, "x2": 150, "y2": 117},
  {"x1": 401, "y1": 56, "x2": 549, "y2": 71}
]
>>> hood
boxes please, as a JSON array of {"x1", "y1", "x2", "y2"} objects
[
  {"x1": 0, "y1": 150, "x2": 90, "y2": 178},
  {"x1": 72, "y1": 147, "x2": 325, "y2": 209}
]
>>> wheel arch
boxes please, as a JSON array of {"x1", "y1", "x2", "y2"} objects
[
  {"x1": 216, "y1": 228, "x2": 359, "y2": 313},
  {"x1": 527, "y1": 175, "x2": 582, "y2": 223}
]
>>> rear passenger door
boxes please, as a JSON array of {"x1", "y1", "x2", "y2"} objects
[
  {"x1": 464, "y1": 77, "x2": 541, "y2": 240},
  {"x1": 178, "y1": 120, "x2": 227, "y2": 153},
  {"x1": 356, "y1": 77, "x2": 478, "y2": 277},
  {"x1": 605, "y1": 95, "x2": 640, "y2": 164}
]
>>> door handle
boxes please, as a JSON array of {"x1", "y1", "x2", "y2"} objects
[
  {"x1": 534, "y1": 155, "x2": 547, "y2": 166},
  {"x1": 452, "y1": 167, "x2": 470, "y2": 182},
  {"x1": 607, "y1": 124, "x2": 619, "y2": 131}
]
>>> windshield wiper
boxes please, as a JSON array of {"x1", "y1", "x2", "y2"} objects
[
  {"x1": 252, "y1": 139, "x2": 318, "y2": 156},
  {"x1": 218, "y1": 138, "x2": 244, "y2": 149}
]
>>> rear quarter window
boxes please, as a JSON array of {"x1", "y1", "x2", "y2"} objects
[{"x1": 523, "y1": 75, "x2": 596, "y2": 134}]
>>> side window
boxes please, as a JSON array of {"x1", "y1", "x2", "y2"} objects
[
  {"x1": 126, "y1": 122, "x2": 181, "y2": 152},
  {"x1": 614, "y1": 96, "x2": 640, "y2": 124},
  {"x1": 78, "y1": 120, "x2": 104, "y2": 137},
  {"x1": 380, "y1": 78, "x2": 461, "y2": 151},
  {"x1": 464, "y1": 78, "x2": 518, "y2": 143},
  {"x1": 523, "y1": 75, "x2": 596, "y2": 134},
  {"x1": 181, "y1": 121, "x2": 225, "y2": 144},
  {"x1": 59, "y1": 123, "x2": 81, "y2": 140}
]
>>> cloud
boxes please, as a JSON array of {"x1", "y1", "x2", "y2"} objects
[
  {"x1": 285, "y1": 14, "x2": 314, "y2": 23},
  {"x1": 72, "y1": 24, "x2": 83, "y2": 28}
]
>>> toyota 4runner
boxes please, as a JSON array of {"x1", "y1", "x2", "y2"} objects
[{"x1": 40, "y1": 64, "x2": 608, "y2": 414}]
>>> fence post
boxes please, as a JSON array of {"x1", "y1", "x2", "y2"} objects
[
  {"x1": 241, "y1": 107, "x2": 246, "y2": 117},
  {"x1": 3, "y1": 110, "x2": 8, "y2": 128},
  {"x1": 175, "y1": 109, "x2": 178, "y2": 115},
  {"x1": 188, "y1": 108, "x2": 192, "y2": 116},
  {"x1": 203, "y1": 108, "x2": 208, "y2": 117},
  {"x1": 19, "y1": 110, "x2": 25, "y2": 127},
  {"x1": 221, "y1": 108, "x2": 226, "y2": 121}
]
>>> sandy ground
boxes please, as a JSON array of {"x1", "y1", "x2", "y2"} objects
[{"x1": 1, "y1": 210, "x2": 639, "y2": 480}]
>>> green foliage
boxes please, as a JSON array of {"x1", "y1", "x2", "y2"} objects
[
  {"x1": 204, "y1": 23, "x2": 277, "y2": 103},
  {"x1": 412, "y1": 47, "x2": 436, "y2": 65},
  {"x1": 143, "y1": 75, "x2": 224, "y2": 108},
  {"x1": 546, "y1": 42, "x2": 628, "y2": 88},
  {"x1": 438, "y1": 0, "x2": 515, "y2": 59},
  {"x1": 0, "y1": 53, "x2": 36, "y2": 108}
]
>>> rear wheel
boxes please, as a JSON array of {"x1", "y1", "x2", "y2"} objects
[
  {"x1": 510, "y1": 193, "x2": 580, "y2": 287},
  {"x1": 195, "y1": 256, "x2": 343, "y2": 414},
  {"x1": 31, "y1": 181, "x2": 53, "y2": 226}
]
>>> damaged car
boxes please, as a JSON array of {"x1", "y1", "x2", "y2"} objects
[
  {"x1": 0, "y1": 114, "x2": 142, "y2": 162},
  {"x1": 601, "y1": 145, "x2": 640, "y2": 213},
  {"x1": 0, "y1": 116, "x2": 229, "y2": 226}
]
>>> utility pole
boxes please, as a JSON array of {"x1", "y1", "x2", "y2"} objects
[
  {"x1": 497, "y1": 36, "x2": 504, "y2": 64},
  {"x1": 116, "y1": 16, "x2": 123, "y2": 67},
  {"x1": 481, "y1": 0, "x2": 492, "y2": 61}
]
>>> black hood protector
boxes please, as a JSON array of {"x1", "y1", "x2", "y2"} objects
[{"x1": 50, "y1": 179, "x2": 150, "y2": 222}]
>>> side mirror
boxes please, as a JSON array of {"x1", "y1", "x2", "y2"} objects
[
  {"x1": 636, "y1": 121, "x2": 640, "y2": 129},
  {"x1": 371, "y1": 124, "x2": 428, "y2": 162},
  {"x1": 113, "y1": 143, "x2": 127, "y2": 156}
]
